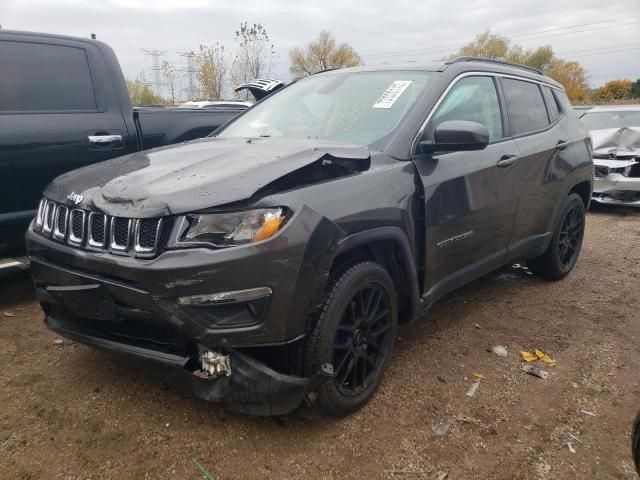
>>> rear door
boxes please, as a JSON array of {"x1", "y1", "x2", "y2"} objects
[
  {"x1": 500, "y1": 77, "x2": 571, "y2": 257},
  {"x1": 0, "y1": 35, "x2": 133, "y2": 226},
  {"x1": 412, "y1": 74, "x2": 520, "y2": 301}
]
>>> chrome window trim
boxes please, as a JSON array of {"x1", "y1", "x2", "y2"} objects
[
  {"x1": 68, "y1": 209, "x2": 86, "y2": 246},
  {"x1": 42, "y1": 201, "x2": 56, "y2": 235},
  {"x1": 110, "y1": 217, "x2": 131, "y2": 253},
  {"x1": 52, "y1": 206, "x2": 68, "y2": 241},
  {"x1": 87, "y1": 212, "x2": 108, "y2": 249},
  {"x1": 134, "y1": 218, "x2": 163, "y2": 256},
  {"x1": 410, "y1": 71, "x2": 564, "y2": 156}
]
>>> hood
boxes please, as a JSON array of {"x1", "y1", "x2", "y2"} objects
[
  {"x1": 590, "y1": 127, "x2": 640, "y2": 159},
  {"x1": 44, "y1": 137, "x2": 370, "y2": 217}
]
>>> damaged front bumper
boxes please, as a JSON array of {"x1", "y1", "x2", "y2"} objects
[
  {"x1": 592, "y1": 159, "x2": 640, "y2": 207},
  {"x1": 26, "y1": 205, "x2": 344, "y2": 415},
  {"x1": 46, "y1": 314, "x2": 326, "y2": 415}
]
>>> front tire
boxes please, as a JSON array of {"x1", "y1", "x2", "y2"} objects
[
  {"x1": 304, "y1": 261, "x2": 398, "y2": 417},
  {"x1": 528, "y1": 193, "x2": 586, "y2": 280}
]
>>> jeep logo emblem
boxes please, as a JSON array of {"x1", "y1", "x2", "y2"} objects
[{"x1": 67, "y1": 192, "x2": 83, "y2": 205}]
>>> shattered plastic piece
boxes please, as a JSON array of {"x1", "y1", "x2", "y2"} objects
[
  {"x1": 491, "y1": 345, "x2": 508, "y2": 357},
  {"x1": 53, "y1": 339, "x2": 65, "y2": 346},
  {"x1": 466, "y1": 381, "x2": 481, "y2": 397},
  {"x1": 3, "y1": 312, "x2": 15, "y2": 317},
  {"x1": 535, "y1": 349, "x2": 556, "y2": 366},
  {"x1": 431, "y1": 419, "x2": 454, "y2": 441},
  {"x1": 437, "y1": 472, "x2": 449, "y2": 480},
  {"x1": 521, "y1": 350, "x2": 537, "y2": 362},
  {"x1": 521, "y1": 364, "x2": 548, "y2": 379},
  {"x1": 567, "y1": 442, "x2": 576, "y2": 454},
  {"x1": 474, "y1": 323, "x2": 481, "y2": 329},
  {"x1": 456, "y1": 415, "x2": 480, "y2": 424},
  {"x1": 580, "y1": 410, "x2": 596, "y2": 417},
  {"x1": 199, "y1": 351, "x2": 232, "y2": 377},
  {"x1": 566, "y1": 432, "x2": 583, "y2": 445}
]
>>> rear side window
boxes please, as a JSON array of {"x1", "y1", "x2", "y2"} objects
[
  {"x1": 431, "y1": 76, "x2": 503, "y2": 142},
  {"x1": 501, "y1": 78, "x2": 549, "y2": 135},
  {"x1": 542, "y1": 86, "x2": 561, "y2": 121},
  {"x1": 0, "y1": 41, "x2": 96, "y2": 112}
]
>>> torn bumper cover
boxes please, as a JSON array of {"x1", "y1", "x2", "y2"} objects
[
  {"x1": 26, "y1": 205, "x2": 344, "y2": 415},
  {"x1": 46, "y1": 315, "x2": 320, "y2": 415},
  {"x1": 591, "y1": 127, "x2": 640, "y2": 206}
]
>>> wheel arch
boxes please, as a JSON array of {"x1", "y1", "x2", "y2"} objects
[{"x1": 330, "y1": 227, "x2": 421, "y2": 325}]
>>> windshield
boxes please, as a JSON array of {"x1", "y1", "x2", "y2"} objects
[
  {"x1": 216, "y1": 71, "x2": 433, "y2": 149},
  {"x1": 581, "y1": 111, "x2": 640, "y2": 130}
]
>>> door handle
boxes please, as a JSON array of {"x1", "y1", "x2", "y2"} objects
[
  {"x1": 88, "y1": 134, "x2": 123, "y2": 146},
  {"x1": 497, "y1": 154, "x2": 519, "y2": 168},
  {"x1": 556, "y1": 140, "x2": 569, "y2": 150}
]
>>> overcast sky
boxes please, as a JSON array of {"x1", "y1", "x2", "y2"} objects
[{"x1": 2, "y1": 0, "x2": 639, "y2": 99}]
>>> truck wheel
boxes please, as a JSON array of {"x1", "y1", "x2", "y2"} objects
[
  {"x1": 305, "y1": 261, "x2": 398, "y2": 417},
  {"x1": 528, "y1": 193, "x2": 585, "y2": 280}
]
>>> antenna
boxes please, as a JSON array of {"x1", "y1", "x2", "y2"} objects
[
  {"x1": 178, "y1": 51, "x2": 198, "y2": 101},
  {"x1": 142, "y1": 49, "x2": 167, "y2": 96}
]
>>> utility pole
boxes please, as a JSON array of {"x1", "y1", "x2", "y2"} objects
[
  {"x1": 142, "y1": 49, "x2": 167, "y2": 97},
  {"x1": 178, "y1": 51, "x2": 198, "y2": 101}
]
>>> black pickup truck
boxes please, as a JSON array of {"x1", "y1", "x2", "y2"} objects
[{"x1": 0, "y1": 30, "x2": 280, "y2": 254}]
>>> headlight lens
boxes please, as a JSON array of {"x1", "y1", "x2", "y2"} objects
[{"x1": 181, "y1": 208, "x2": 287, "y2": 247}]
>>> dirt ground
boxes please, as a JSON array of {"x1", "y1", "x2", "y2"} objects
[{"x1": 1, "y1": 204, "x2": 639, "y2": 480}]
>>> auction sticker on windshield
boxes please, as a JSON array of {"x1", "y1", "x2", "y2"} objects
[{"x1": 372, "y1": 81, "x2": 413, "y2": 109}]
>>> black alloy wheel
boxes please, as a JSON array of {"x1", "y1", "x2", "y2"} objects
[
  {"x1": 304, "y1": 261, "x2": 398, "y2": 417},
  {"x1": 333, "y1": 285, "x2": 393, "y2": 396}
]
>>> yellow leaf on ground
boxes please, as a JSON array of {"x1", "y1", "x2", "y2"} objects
[
  {"x1": 521, "y1": 351, "x2": 537, "y2": 362},
  {"x1": 473, "y1": 372, "x2": 485, "y2": 379},
  {"x1": 535, "y1": 349, "x2": 556, "y2": 366}
]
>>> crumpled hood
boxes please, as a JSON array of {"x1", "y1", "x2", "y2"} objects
[
  {"x1": 591, "y1": 127, "x2": 640, "y2": 159},
  {"x1": 44, "y1": 137, "x2": 370, "y2": 217}
]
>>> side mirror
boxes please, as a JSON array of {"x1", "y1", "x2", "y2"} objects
[{"x1": 418, "y1": 120, "x2": 490, "y2": 154}]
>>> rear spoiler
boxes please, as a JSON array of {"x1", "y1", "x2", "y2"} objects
[{"x1": 234, "y1": 79, "x2": 286, "y2": 101}]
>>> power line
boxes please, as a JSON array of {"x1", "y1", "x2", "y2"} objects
[
  {"x1": 142, "y1": 49, "x2": 167, "y2": 96},
  {"x1": 362, "y1": 17, "x2": 640, "y2": 59},
  {"x1": 178, "y1": 51, "x2": 198, "y2": 101}
]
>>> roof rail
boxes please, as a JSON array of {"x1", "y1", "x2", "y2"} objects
[{"x1": 445, "y1": 56, "x2": 544, "y2": 75}]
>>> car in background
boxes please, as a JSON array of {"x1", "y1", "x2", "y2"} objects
[{"x1": 581, "y1": 106, "x2": 640, "y2": 207}]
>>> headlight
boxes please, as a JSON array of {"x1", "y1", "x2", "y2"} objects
[{"x1": 179, "y1": 208, "x2": 287, "y2": 247}]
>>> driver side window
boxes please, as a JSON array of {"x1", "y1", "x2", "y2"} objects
[{"x1": 431, "y1": 76, "x2": 503, "y2": 142}]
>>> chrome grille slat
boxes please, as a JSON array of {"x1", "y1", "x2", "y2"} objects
[
  {"x1": 68, "y1": 209, "x2": 86, "y2": 246},
  {"x1": 35, "y1": 198, "x2": 164, "y2": 257},
  {"x1": 110, "y1": 217, "x2": 132, "y2": 252},
  {"x1": 53, "y1": 206, "x2": 68, "y2": 241},
  {"x1": 43, "y1": 201, "x2": 55, "y2": 235},
  {"x1": 88, "y1": 213, "x2": 107, "y2": 249}
]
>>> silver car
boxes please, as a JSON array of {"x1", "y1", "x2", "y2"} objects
[{"x1": 580, "y1": 106, "x2": 640, "y2": 207}]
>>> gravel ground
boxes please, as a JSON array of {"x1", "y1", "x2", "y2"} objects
[{"x1": 1, "y1": 204, "x2": 639, "y2": 480}]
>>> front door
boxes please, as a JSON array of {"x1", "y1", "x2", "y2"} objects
[{"x1": 412, "y1": 75, "x2": 519, "y2": 302}]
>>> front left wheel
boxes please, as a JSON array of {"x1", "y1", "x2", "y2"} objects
[{"x1": 304, "y1": 261, "x2": 398, "y2": 417}]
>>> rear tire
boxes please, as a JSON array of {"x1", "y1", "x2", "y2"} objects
[
  {"x1": 528, "y1": 193, "x2": 585, "y2": 280},
  {"x1": 304, "y1": 261, "x2": 398, "y2": 417}
]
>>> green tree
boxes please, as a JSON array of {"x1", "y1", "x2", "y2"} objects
[
  {"x1": 631, "y1": 79, "x2": 640, "y2": 98},
  {"x1": 289, "y1": 30, "x2": 362, "y2": 79},
  {"x1": 161, "y1": 61, "x2": 177, "y2": 105},
  {"x1": 126, "y1": 77, "x2": 165, "y2": 105},
  {"x1": 453, "y1": 31, "x2": 589, "y2": 102}
]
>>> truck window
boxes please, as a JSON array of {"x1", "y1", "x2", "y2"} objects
[
  {"x1": 431, "y1": 76, "x2": 503, "y2": 142},
  {"x1": 501, "y1": 78, "x2": 549, "y2": 135},
  {"x1": 0, "y1": 41, "x2": 96, "y2": 112}
]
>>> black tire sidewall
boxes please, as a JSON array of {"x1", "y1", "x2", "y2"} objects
[
  {"x1": 307, "y1": 262, "x2": 398, "y2": 416},
  {"x1": 550, "y1": 194, "x2": 586, "y2": 276}
]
